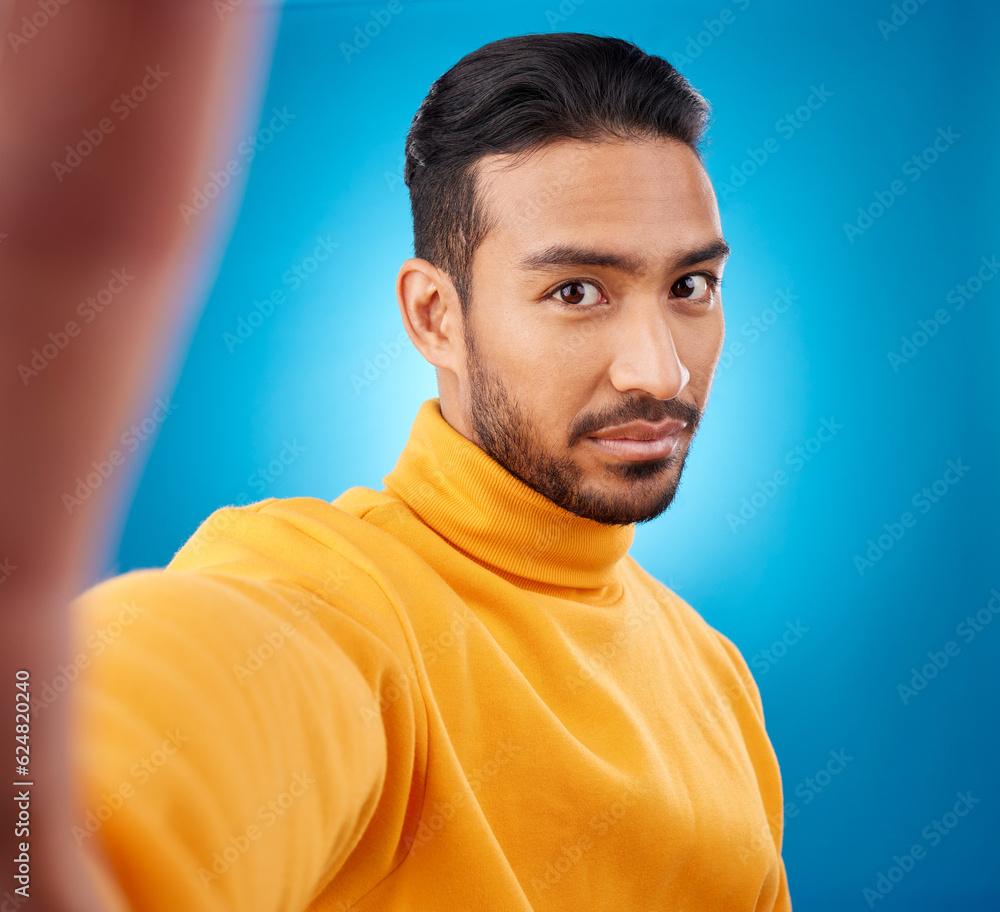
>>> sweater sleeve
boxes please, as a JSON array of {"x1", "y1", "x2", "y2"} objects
[
  {"x1": 712, "y1": 629, "x2": 792, "y2": 911},
  {"x1": 69, "y1": 536, "x2": 423, "y2": 912}
]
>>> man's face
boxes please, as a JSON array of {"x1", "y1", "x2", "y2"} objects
[{"x1": 454, "y1": 137, "x2": 727, "y2": 526}]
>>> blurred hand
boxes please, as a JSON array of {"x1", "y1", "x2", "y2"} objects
[{"x1": 0, "y1": 1, "x2": 279, "y2": 906}]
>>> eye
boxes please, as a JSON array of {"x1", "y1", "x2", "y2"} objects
[
  {"x1": 671, "y1": 273, "x2": 718, "y2": 300},
  {"x1": 551, "y1": 280, "x2": 606, "y2": 307}
]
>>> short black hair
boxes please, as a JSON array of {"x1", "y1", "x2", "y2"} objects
[{"x1": 403, "y1": 32, "x2": 711, "y2": 313}]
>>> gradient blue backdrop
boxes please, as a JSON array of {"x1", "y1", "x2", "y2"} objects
[{"x1": 101, "y1": 0, "x2": 1000, "y2": 907}]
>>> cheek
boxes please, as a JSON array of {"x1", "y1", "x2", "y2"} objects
[
  {"x1": 678, "y1": 312, "x2": 725, "y2": 385},
  {"x1": 484, "y1": 315, "x2": 604, "y2": 419},
  {"x1": 711, "y1": 305, "x2": 726, "y2": 360},
  {"x1": 489, "y1": 309, "x2": 595, "y2": 377}
]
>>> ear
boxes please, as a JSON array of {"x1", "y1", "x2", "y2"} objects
[{"x1": 396, "y1": 257, "x2": 465, "y2": 373}]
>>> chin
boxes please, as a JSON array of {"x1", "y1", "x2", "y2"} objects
[
  {"x1": 563, "y1": 475, "x2": 680, "y2": 526},
  {"x1": 605, "y1": 455, "x2": 676, "y2": 482},
  {"x1": 572, "y1": 454, "x2": 686, "y2": 525}
]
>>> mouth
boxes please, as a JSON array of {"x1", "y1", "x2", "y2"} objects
[{"x1": 586, "y1": 419, "x2": 687, "y2": 462}]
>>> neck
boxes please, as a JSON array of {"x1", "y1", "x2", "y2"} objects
[{"x1": 383, "y1": 399, "x2": 635, "y2": 596}]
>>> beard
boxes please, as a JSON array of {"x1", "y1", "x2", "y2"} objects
[{"x1": 464, "y1": 327, "x2": 701, "y2": 526}]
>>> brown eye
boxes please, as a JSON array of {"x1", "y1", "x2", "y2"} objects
[
  {"x1": 672, "y1": 274, "x2": 712, "y2": 299},
  {"x1": 554, "y1": 281, "x2": 603, "y2": 307}
]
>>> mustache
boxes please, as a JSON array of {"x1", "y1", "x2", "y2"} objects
[{"x1": 568, "y1": 397, "x2": 702, "y2": 447}]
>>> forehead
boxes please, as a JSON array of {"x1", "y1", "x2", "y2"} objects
[{"x1": 474, "y1": 137, "x2": 721, "y2": 262}]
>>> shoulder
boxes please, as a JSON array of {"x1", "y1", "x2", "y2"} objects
[
  {"x1": 165, "y1": 491, "x2": 418, "y2": 593},
  {"x1": 622, "y1": 556, "x2": 765, "y2": 721},
  {"x1": 68, "y1": 494, "x2": 431, "y2": 728},
  {"x1": 73, "y1": 492, "x2": 428, "y2": 680},
  {"x1": 168, "y1": 491, "x2": 394, "y2": 565}
]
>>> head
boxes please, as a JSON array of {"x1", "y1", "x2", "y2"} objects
[{"x1": 397, "y1": 33, "x2": 728, "y2": 526}]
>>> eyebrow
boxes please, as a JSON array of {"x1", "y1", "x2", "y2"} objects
[{"x1": 518, "y1": 238, "x2": 731, "y2": 275}]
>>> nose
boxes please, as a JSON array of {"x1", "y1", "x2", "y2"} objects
[{"x1": 607, "y1": 301, "x2": 690, "y2": 400}]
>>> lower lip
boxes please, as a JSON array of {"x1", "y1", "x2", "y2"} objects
[{"x1": 587, "y1": 432, "x2": 682, "y2": 461}]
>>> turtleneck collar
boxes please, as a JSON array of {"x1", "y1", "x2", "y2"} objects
[{"x1": 382, "y1": 399, "x2": 634, "y2": 593}]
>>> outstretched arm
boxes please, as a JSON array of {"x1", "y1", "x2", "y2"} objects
[{"x1": 1, "y1": 2, "x2": 279, "y2": 907}]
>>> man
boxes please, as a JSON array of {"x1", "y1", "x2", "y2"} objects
[{"x1": 68, "y1": 33, "x2": 790, "y2": 911}]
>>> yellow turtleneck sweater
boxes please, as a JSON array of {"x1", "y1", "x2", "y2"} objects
[{"x1": 70, "y1": 398, "x2": 790, "y2": 911}]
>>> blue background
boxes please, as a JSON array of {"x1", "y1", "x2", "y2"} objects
[{"x1": 103, "y1": 0, "x2": 1000, "y2": 907}]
